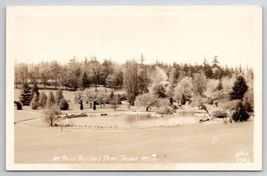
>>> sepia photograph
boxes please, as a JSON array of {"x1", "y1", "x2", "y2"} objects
[{"x1": 6, "y1": 6, "x2": 262, "y2": 170}]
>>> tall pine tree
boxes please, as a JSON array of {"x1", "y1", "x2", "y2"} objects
[
  {"x1": 31, "y1": 83, "x2": 40, "y2": 101},
  {"x1": 230, "y1": 76, "x2": 248, "y2": 101},
  {"x1": 19, "y1": 83, "x2": 32, "y2": 105},
  {"x1": 55, "y1": 89, "x2": 64, "y2": 105}
]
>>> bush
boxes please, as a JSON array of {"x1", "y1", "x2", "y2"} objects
[
  {"x1": 46, "y1": 91, "x2": 56, "y2": 109},
  {"x1": 44, "y1": 105, "x2": 61, "y2": 126},
  {"x1": 55, "y1": 89, "x2": 64, "y2": 105},
  {"x1": 19, "y1": 82, "x2": 31, "y2": 106},
  {"x1": 14, "y1": 101, "x2": 22, "y2": 110},
  {"x1": 31, "y1": 92, "x2": 39, "y2": 109},
  {"x1": 59, "y1": 98, "x2": 69, "y2": 110},
  {"x1": 157, "y1": 106, "x2": 176, "y2": 115},
  {"x1": 211, "y1": 110, "x2": 228, "y2": 118},
  {"x1": 39, "y1": 91, "x2": 47, "y2": 108},
  {"x1": 232, "y1": 102, "x2": 249, "y2": 122},
  {"x1": 220, "y1": 100, "x2": 240, "y2": 111}
]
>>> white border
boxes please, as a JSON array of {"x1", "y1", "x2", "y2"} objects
[{"x1": 6, "y1": 6, "x2": 262, "y2": 171}]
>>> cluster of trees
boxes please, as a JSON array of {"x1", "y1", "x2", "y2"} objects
[
  {"x1": 15, "y1": 57, "x2": 123, "y2": 90},
  {"x1": 16, "y1": 55, "x2": 254, "y2": 121},
  {"x1": 15, "y1": 55, "x2": 250, "y2": 91},
  {"x1": 19, "y1": 83, "x2": 69, "y2": 111}
]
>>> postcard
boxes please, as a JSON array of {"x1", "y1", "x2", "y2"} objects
[{"x1": 6, "y1": 6, "x2": 262, "y2": 170}]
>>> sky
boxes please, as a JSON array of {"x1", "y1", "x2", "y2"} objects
[{"x1": 12, "y1": 6, "x2": 259, "y2": 68}]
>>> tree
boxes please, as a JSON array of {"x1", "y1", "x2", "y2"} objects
[
  {"x1": 137, "y1": 68, "x2": 150, "y2": 94},
  {"x1": 15, "y1": 63, "x2": 28, "y2": 86},
  {"x1": 140, "y1": 54, "x2": 145, "y2": 64},
  {"x1": 212, "y1": 55, "x2": 219, "y2": 68},
  {"x1": 55, "y1": 89, "x2": 64, "y2": 105},
  {"x1": 19, "y1": 82, "x2": 32, "y2": 106},
  {"x1": 59, "y1": 98, "x2": 69, "y2": 110},
  {"x1": 168, "y1": 68, "x2": 177, "y2": 85},
  {"x1": 230, "y1": 76, "x2": 248, "y2": 101},
  {"x1": 46, "y1": 91, "x2": 56, "y2": 109},
  {"x1": 39, "y1": 91, "x2": 47, "y2": 108},
  {"x1": 58, "y1": 66, "x2": 70, "y2": 90},
  {"x1": 39, "y1": 62, "x2": 50, "y2": 88},
  {"x1": 217, "y1": 78, "x2": 223, "y2": 90},
  {"x1": 30, "y1": 83, "x2": 40, "y2": 100},
  {"x1": 174, "y1": 77, "x2": 193, "y2": 105},
  {"x1": 44, "y1": 105, "x2": 61, "y2": 126},
  {"x1": 106, "y1": 74, "x2": 117, "y2": 89},
  {"x1": 101, "y1": 59, "x2": 114, "y2": 90},
  {"x1": 96, "y1": 91, "x2": 110, "y2": 108},
  {"x1": 232, "y1": 101, "x2": 249, "y2": 122},
  {"x1": 109, "y1": 92, "x2": 119, "y2": 110},
  {"x1": 89, "y1": 56, "x2": 102, "y2": 90},
  {"x1": 67, "y1": 58, "x2": 81, "y2": 90},
  {"x1": 82, "y1": 73, "x2": 90, "y2": 88},
  {"x1": 192, "y1": 71, "x2": 207, "y2": 96},
  {"x1": 135, "y1": 93, "x2": 159, "y2": 111},
  {"x1": 152, "y1": 83, "x2": 167, "y2": 98},
  {"x1": 31, "y1": 92, "x2": 39, "y2": 109},
  {"x1": 28, "y1": 64, "x2": 40, "y2": 84},
  {"x1": 123, "y1": 60, "x2": 138, "y2": 105},
  {"x1": 50, "y1": 61, "x2": 61, "y2": 89}
]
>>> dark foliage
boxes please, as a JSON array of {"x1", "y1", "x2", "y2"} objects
[
  {"x1": 59, "y1": 98, "x2": 69, "y2": 110},
  {"x1": 19, "y1": 83, "x2": 32, "y2": 106},
  {"x1": 14, "y1": 101, "x2": 22, "y2": 110},
  {"x1": 232, "y1": 102, "x2": 249, "y2": 122},
  {"x1": 30, "y1": 83, "x2": 40, "y2": 100},
  {"x1": 230, "y1": 76, "x2": 248, "y2": 101}
]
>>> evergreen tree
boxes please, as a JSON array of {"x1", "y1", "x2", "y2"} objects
[
  {"x1": 212, "y1": 55, "x2": 219, "y2": 68},
  {"x1": 137, "y1": 68, "x2": 150, "y2": 94},
  {"x1": 217, "y1": 78, "x2": 223, "y2": 90},
  {"x1": 31, "y1": 92, "x2": 39, "y2": 109},
  {"x1": 30, "y1": 83, "x2": 40, "y2": 100},
  {"x1": 39, "y1": 91, "x2": 47, "y2": 108},
  {"x1": 55, "y1": 89, "x2": 64, "y2": 105},
  {"x1": 19, "y1": 82, "x2": 32, "y2": 106},
  {"x1": 230, "y1": 76, "x2": 248, "y2": 101},
  {"x1": 46, "y1": 91, "x2": 56, "y2": 108},
  {"x1": 59, "y1": 98, "x2": 69, "y2": 110},
  {"x1": 82, "y1": 73, "x2": 90, "y2": 88},
  {"x1": 232, "y1": 101, "x2": 249, "y2": 122}
]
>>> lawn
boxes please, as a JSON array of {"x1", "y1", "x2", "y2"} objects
[{"x1": 14, "y1": 109, "x2": 254, "y2": 163}]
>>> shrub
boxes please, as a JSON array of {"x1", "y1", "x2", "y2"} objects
[
  {"x1": 211, "y1": 110, "x2": 228, "y2": 119},
  {"x1": 30, "y1": 83, "x2": 40, "y2": 100},
  {"x1": 31, "y1": 92, "x2": 39, "y2": 109},
  {"x1": 46, "y1": 91, "x2": 56, "y2": 109},
  {"x1": 232, "y1": 102, "x2": 249, "y2": 122},
  {"x1": 157, "y1": 106, "x2": 176, "y2": 115},
  {"x1": 55, "y1": 89, "x2": 64, "y2": 105},
  {"x1": 135, "y1": 93, "x2": 159, "y2": 111},
  {"x1": 14, "y1": 101, "x2": 22, "y2": 110},
  {"x1": 220, "y1": 100, "x2": 240, "y2": 111},
  {"x1": 44, "y1": 105, "x2": 61, "y2": 126},
  {"x1": 39, "y1": 91, "x2": 47, "y2": 108},
  {"x1": 59, "y1": 98, "x2": 69, "y2": 110},
  {"x1": 19, "y1": 82, "x2": 31, "y2": 106}
]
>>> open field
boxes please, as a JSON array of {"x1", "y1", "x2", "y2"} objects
[{"x1": 14, "y1": 108, "x2": 254, "y2": 163}]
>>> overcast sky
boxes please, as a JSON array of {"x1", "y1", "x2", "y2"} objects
[{"x1": 12, "y1": 6, "x2": 259, "y2": 68}]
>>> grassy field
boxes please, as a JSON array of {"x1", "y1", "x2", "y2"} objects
[{"x1": 14, "y1": 108, "x2": 254, "y2": 163}]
